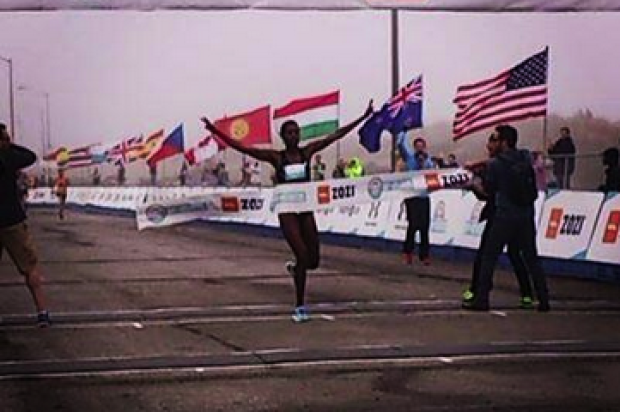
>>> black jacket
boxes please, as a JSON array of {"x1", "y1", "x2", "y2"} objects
[
  {"x1": 484, "y1": 148, "x2": 535, "y2": 219},
  {"x1": 0, "y1": 144, "x2": 36, "y2": 228}
]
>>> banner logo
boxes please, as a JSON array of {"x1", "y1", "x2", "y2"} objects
[
  {"x1": 221, "y1": 196, "x2": 240, "y2": 212},
  {"x1": 145, "y1": 204, "x2": 168, "y2": 223},
  {"x1": 545, "y1": 208, "x2": 563, "y2": 239},
  {"x1": 424, "y1": 173, "x2": 441, "y2": 191},
  {"x1": 367, "y1": 176, "x2": 384, "y2": 199},
  {"x1": 603, "y1": 210, "x2": 620, "y2": 244},
  {"x1": 317, "y1": 185, "x2": 331, "y2": 204}
]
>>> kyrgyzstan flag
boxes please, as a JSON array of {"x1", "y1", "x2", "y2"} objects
[{"x1": 214, "y1": 105, "x2": 271, "y2": 147}]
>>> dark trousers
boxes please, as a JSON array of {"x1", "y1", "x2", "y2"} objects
[
  {"x1": 475, "y1": 215, "x2": 548, "y2": 304},
  {"x1": 403, "y1": 197, "x2": 430, "y2": 259},
  {"x1": 470, "y1": 217, "x2": 533, "y2": 298}
]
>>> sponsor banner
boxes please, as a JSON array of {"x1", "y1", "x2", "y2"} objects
[
  {"x1": 452, "y1": 190, "x2": 546, "y2": 250},
  {"x1": 357, "y1": 200, "x2": 392, "y2": 238},
  {"x1": 330, "y1": 204, "x2": 365, "y2": 235},
  {"x1": 586, "y1": 193, "x2": 620, "y2": 264},
  {"x1": 137, "y1": 189, "x2": 265, "y2": 230},
  {"x1": 429, "y1": 189, "x2": 470, "y2": 246},
  {"x1": 5, "y1": 1, "x2": 618, "y2": 12},
  {"x1": 270, "y1": 168, "x2": 471, "y2": 214},
  {"x1": 537, "y1": 190, "x2": 604, "y2": 260},
  {"x1": 137, "y1": 168, "x2": 470, "y2": 230},
  {"x1": 314, "y1": 206, "x2": 337, "y2": 233},
  {"x1": 447, "y1": 191, "x2": 485, "y2": 249},
  {"x1": 27, "y1": 188, "x2": 55, "y2": 205},
  {"x1": 384, "y1": 192, "x2": 409, "y2": 242}
]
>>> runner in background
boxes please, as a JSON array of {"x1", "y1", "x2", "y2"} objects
[{"x1": 53, "y1": 169, "x2": 69, "y2": 220}]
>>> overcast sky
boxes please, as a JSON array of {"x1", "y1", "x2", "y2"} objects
[{"x1": 1, "y1": 10, "x2": 619, "y2": 155}]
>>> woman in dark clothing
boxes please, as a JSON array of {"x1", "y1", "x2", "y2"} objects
[{"x1": 201, "y1": 101, "x2": 373, "y2": 322}]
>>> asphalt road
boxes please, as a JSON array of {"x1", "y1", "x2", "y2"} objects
[{"x1": 1, "y1": 209, "x2": 619, "y2": 412}]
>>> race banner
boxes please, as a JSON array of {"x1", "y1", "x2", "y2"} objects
[
  {"x1": 137, "y1": 168, "x2": 472, "y2": 230},
  {"x1": 136, "y1": 190, "x2": 268, "y2": 230},
  {"x1": 586, "y1": 192, "x2": 620, "y2": 265},
  {"x1": 537, "y1": 190, "x2": 604, "y2": 260}
]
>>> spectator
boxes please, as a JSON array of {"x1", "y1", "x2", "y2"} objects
[
  {"x1": 0, "y1": 122, "x2": 51, "y2": 326},
  {"x1": 332, "y1": 157, "x2": 347, "y2": 178},
  {"x1": 312, "y1": 154, "x2": 327, "y2": 181},
  {"x1": 531, "y1": 151, "x2": 547, "y2": 192},
  {"x1": 215, "y1": 161, "x2": 230, "y2": 187},
  {"x1": 345, "y1": 157, "x2": 365, "y2": 178},
  {"x1": 445, "y1": 153, "x2": 460, "y2": 168},
  {"x1": 240, "y1": 160, "x2": 251, "y2": 187},
  {"x1": 149, "y1": 164, "x2": 157, "y2": 186},
  {"x1": 92, "y1": 167, "x2": 101, "y2": 186},
  {"x1": 397, "y1": 133, "x2": 436, "y2": 266},
  {"x1": 117, "y1": 163, "x2": 126, "y2": 186},
  {"x1": 548, "y1": 127, "x2": 576, "y2": 189},
  {"x1": 179, "y1": 162, "x2": 188, "y2": 186},
  {"x1": 598, "y1": 147, "x2": 620, "y2": 193},
  {"x1": 250, "y1": 161, "x2": 262, "y2": 186}
]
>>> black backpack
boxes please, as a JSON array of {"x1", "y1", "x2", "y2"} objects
[{"x1": 499, "y1": 151, "x2": 538, "y2": 206}]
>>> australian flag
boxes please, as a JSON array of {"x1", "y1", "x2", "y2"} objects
[{"x1": 359, "y1": 75, "x2": 423, "y2": 153}]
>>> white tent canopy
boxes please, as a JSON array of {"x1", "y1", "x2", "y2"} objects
[{"x1": 0, "y1": 0, "x2": 619, "y2": 12}]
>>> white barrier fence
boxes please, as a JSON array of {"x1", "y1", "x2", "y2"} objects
[{"x1": 28, "y1": 186, "x2": 620, "y2": 266}]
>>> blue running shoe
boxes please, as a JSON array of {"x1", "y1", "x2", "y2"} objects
[{"x1": 291, "y1": 306, "x2": 310, "y2": 323}]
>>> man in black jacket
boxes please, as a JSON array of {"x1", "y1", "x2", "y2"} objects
[
  {"x1": 548, "y1": 127, "x2": 576, "y2": 189},
  {"x1": 0, "y1": 123, "x2": 51, "y2": 326},
  {"x1": 464, "y1": 125, "x2": 550, "y2": 312},
  {"x1": 463, "y1": 134, "x2": 534, "y2": 309}
]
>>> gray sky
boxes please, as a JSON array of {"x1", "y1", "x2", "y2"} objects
[{"x1": 1, "y1": 10, "x2": 619, "y2": 156}]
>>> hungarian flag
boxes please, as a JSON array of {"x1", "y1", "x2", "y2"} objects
[
  {"x1": 273, "y1": 91, "x2": 339, "y2": 141},
  {"x1": 147, "y1": 124, "x2": 184, "y2": 167},
  {"x1": 214, "y1": 105, "x2": 271, "y2": 147}
]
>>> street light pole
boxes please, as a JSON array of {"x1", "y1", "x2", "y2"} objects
[
  {"x1": 0, "y1": 55, "x2": 15, "y2": 140},
  {"x1": 17, "y1": 85, "x2": 52, "y2": 152}
]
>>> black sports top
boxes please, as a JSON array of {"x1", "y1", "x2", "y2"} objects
[{"x1": 274, "y1": 150, "x2": 311, "y2": 185}]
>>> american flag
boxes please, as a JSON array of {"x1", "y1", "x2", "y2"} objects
[{"x1": 452, "y1": 49, "x2": 548, "y2": 141}]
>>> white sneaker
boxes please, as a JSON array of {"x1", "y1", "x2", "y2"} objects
[
  {"x1": 291, "y1": 306, "x2": 310, "y2": 323},
  {"x1": 285, "y1": 260, "x2": 296, "y2": 276}
]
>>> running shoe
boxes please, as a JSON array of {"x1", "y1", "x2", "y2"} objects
[
  {"x1": 462, "y1": 289, "x2": 475, "y2": 303},
  {"x1": 519, "y1": 296, "x2": 535, "y2": 309},
  {"x1": 291, "y1": 306, "x2": 310, "y2": 323},
  {"x1": 285, "y1": 260, "x2": 296, "y2": 276},
  {"x1": 37, "y1": 311, "x2": 51, "y2": 328},
  {"x1": 420, "y1": 257, "x2": 431, "y2": 266}
]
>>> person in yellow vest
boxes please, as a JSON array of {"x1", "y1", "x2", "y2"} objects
[{"x1": 344, "y1": 157, "x2": 365, "y2": 178}]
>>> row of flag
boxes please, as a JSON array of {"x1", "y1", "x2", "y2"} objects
[{"x1": 44, "y1": 48, "x2": 548, "y2": 168}]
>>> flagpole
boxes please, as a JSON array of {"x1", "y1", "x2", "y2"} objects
[
  {"x1": 390, "y1": 9, "x2": 400, "y2": 173},
  {"x1": 335, "y1": 97, "x2": 341, "y2": 166},
  {"x1": 542, "y1": 46, "x2": 550, "y2": 155}
]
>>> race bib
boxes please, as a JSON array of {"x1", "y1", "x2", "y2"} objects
[{"x1": 284, "y1": 163, "x2": 306, "y2": 181}]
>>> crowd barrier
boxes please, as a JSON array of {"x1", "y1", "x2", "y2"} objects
[{"x1": 27, "y1": 184, "x2": 620, "y2": 278}]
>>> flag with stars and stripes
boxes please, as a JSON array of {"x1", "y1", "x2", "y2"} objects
[{"x1": 452, "y1": 49, "x2": 548, "y2": 141}]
